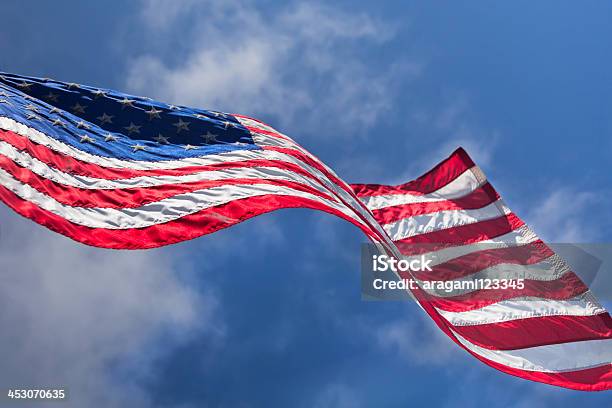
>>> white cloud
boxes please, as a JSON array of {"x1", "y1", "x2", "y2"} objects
[
  {"x1": 522, "y1": 188, "x2": 606, "y2": 242},
  {"x1": 0, "y1": 207, "x2": 224, "y2": 408},
  {"x1": 126, "y1": 0, "x2": 419, "y2": 136},
  {"x1": 138, "y1": 0, "x2": 202, "y2": 30}
]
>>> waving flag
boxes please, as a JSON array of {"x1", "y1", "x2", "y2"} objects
[
  {"x1": 0, "y1": 72, "x2": 610, "y2": 390},
  {"x1": 353, "y1": 152, "x2": 612, "y2": 391}
]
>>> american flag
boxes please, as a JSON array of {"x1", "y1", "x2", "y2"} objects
[{"x1": 0, "y1": 72, "x2": 610, "y2": 390}]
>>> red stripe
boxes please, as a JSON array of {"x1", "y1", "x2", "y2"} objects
[
  {"x1": 243, "y1": 124, "x2": 294, "y2": 142},
  {"x1": 471, "y1": 349, "x2": 612, "y2": 391},
  {"x1": 350, "y1": 147, "x2": 475, "y2": 197},
  {"x1": 371, "y1": 182, "x2": 500, "y2": 225},
  {"x1": 0, "y1": 182, "x2": 380, "y2": 249},
  {"x1": 418, "y1": 272, "x2": 589, "y2": 312},
  {"x1": 233, "y1": 114, "x2": 280, "y2": 131},
  {"x1": 452, "y1": 313, "x2": 612, "y2": 350}
]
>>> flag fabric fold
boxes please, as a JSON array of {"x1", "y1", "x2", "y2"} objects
[{"x1": 0, "y1": 72, "x2": 610, "y2": 390}]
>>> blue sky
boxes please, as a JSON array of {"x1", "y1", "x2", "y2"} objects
[{"x1": 1, "y1": 1, "x2": 611, "y2": 407}]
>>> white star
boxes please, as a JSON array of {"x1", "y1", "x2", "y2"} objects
[
  {"x1": 124, "y1": 122, "x2": 142, "y2": 135},
  {"x1": 80, "y1": 135, "x2": 95, "y2": 144},
  {"x1": 0, "y1": 99, "x2": 12, "y2": 105},
  {"x1": 26, "y1": 113, "x2": 41, "y2": 120},
  {"x1": 76, "y1": 120, "x2": 90, "y2": 129},
  {"x1": 44, "y1": 92, "x2": 59, "y2": 102},
  {"x1": 52, "y1": 118, "x2": 66, "y2": 127},
  {"x1": 222, "y1": 120, "x2": 234, "y2": 128},
  {"x1": 71, "y1": 102, "x2": 86, "y2": 114},
  {"x1": 201, "y1": 131, "x2": 218, "y2": 143},
  {"x1": 209, "y1": 111, "x2": 223, "y2": 117},
  {"x1": 49, "y1": 107, "x2": 62, "y2": 114},
  {"x1": 0, "y1": 91, "x2": 9, "y2": 97},
  {"x1": 17, "y1": 81, "x2": 33, "y2": 89},
  {"x1": 104, "y1": 133, "x2": 118, "y2": 142},
  {"x1": 23, "y1": 95, "x2": 34, "y2": 100},
  {"x1": 168, "y1": 104, "x2": 180, "y2": 110},
  {"x1": 119, "y1": 98, "x2": 136, "y2": 109},
  {"x1": 154, "y1": 134, "x2": 169, "y2": 144},
  {"x1": 193, "y1": 113, "x2": 207, "y2": 119},
  {"x1": 145, "y1": 107, "x2": 162, "y2": 120},
  {"x1": 172, "y1": 118, "x2": 190, "y2": 133},
  {"x1": 92, "y1": 89, "x2": 107, "y2": 99},
  {"x1": 183, "y1": 144, "x2": 198, "y2": 150},
  {"x1": 67, "y1": 83, "x2": 80, "y2": 89},
  {"x1": 96, "y1": 113, "x2": 114, "y2": 125},
  {"x1": 25, "y1": 104, "x2": 39, "y2": 111},
  {"x1": 132, "y1": 144, "x2": 147, "y2": 152}
]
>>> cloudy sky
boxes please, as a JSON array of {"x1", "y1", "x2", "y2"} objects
[{"x1": 1, "y1": 1, "x2": 612, "y2": 407}]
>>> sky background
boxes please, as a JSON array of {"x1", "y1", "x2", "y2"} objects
[{"x1": 1, "y1": 1, "x2": 612, "y2": 407}]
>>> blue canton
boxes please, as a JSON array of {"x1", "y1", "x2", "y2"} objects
[{"x1": 0, "y1": 72, "x2": 259, "y2": 161}]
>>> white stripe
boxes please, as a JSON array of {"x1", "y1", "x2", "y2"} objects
[
  {"x1": 235, "y1": 116, "x2": 277, "y2": 133},
  {"x1": 360, "y1": 167, "x2": 485, "y2": 210},
  {"x1": 383, "y1": 199, "x2": 510, "y2": 241},
  {"x1": 438, "y1": 292, "x2": 606, "y2": 326},
  {"x1": 250, "y1": 131, "x2": 291, "y2": 148},
  {"x1": 416, "y1": 256, "x2": 571, "y2": 298},
  {"x1": 454, "y1": 329, "x2": 612, "y2": 372},
  {"x1": 0, "y1": 167, "x2": 367, "y2": 230},
  {"x1": 437, "y1": 254, "x2": 569, "y2": 283}
]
